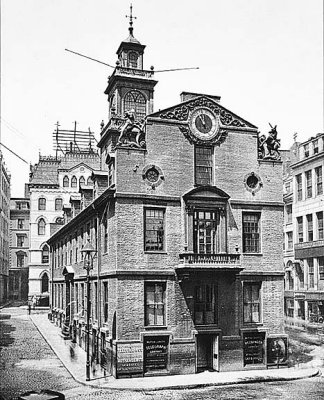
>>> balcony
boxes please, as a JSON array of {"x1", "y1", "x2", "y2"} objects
[
  {"x1": 178, "y1": 253, "x2": 241, "y2": 271},
  {"x1": 295, "y1": 239, "x2": 324, "y2": 258}
]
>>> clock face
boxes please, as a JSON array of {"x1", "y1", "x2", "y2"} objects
[{"x1": 189, "y1": 108, "x2": 218, "y2": 140}]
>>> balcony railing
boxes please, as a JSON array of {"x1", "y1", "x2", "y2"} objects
[{"x1": 179, "y1": 253, "x2": 241, "y2": 267}]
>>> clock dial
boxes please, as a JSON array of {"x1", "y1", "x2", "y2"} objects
[{"x1": 189, "y1": 108, "x2": 218, "y2": 140}]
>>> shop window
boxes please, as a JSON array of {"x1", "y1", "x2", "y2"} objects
[
  {"x1": 194, "y1": 284, "x2": 218, "y2": 325},
  {"x1": 41, "y1": 273, "x2": 49, "y2": 293},
  {"x1": 195, "y1": 146, "x2": 213, "y2": 186},
  {"x1": 42, "y1": 244, "x2": 49, "y2": 263},
  {"x1": 315, "y1": 166, "x2": 323, "y2": 195},
  {"x1": 103, "y1": 282, "x2": 108, "y2": 323},
  {"x1": 38, "y1": 218, "x2": 46, "y2": 235},
  {"x1": 242, "y1": 213, "x2": 261, "y2": 253},
  {"x1": 297, "y1": 216, "x2": 303, "y2": 243},
  {"x1": 306, "y1": 170, "x2": 312, "y2": 198},
  {"x1": 317, "y1": 212, "x2": 324, "y2": 240},
  {"x1": 296, "y1": 174, "x2": 302, "y2": 201},
  {"x1": 124, "y1": 90, "x2": 146, "y2": 120},
  {"x1": 55, "y1": 198, "x2": 63, "y2": 211},
  {"x1": 145, "y1": 282, "x2": 166, "y2": 326},
  {"x1": 63, "y1": 175, "x2": 69, "y2": 187},
  {"x1": 307, "y1": 214, "x2": 313, "y2": 241},
  {"x1": 71, "y1": 175, "x2": 77, "y2": 188},
  {"x1": 243, "y1": 282, "x2": 261, "y2": 323},
  {"x1": 144, "y1": 208, "x2": 165, "y2": 252},
  {"x1": 38, "y1": 197, "x2": 46, "y2": 210}
]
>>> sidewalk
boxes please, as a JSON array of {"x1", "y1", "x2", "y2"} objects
[{"x1": 30, "y1": 311, "x2": 321, "y2": 391}]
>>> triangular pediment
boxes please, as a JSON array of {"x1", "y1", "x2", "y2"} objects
[{"x1": 149, "y1": 95, "x2": 257, "y2": 130}]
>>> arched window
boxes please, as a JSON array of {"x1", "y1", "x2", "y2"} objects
[
  {"x1": 42, "y1": 244, "x2": 49, "y2": 263},
  {"x1": 38, "y1": 198, "x2": 46, "y2": 211},
  {"x1": 124, "y1": 90, "x2": 146, "y2": 120},
  {"x1": 128, "y1": 51, "x2": 138, "y2": 68},
  {"x1": 63, "y1": 176, "x2": 69, "y2": 187},
  {"x1": 87, "y1": 176, "x2": 93, "y2": 185},
  {"x1": 38, "y1": 218, "x2": 46, "y2": 235},
  {"x1": 41, "y1": 273, "x2": 49, "y2": 293},
  {"x1": 79, "y1": 176, "x2": 85, "y2": 186},
  {"x1": 55, "y1": 198, "x2": 63, "y2": 211},
  {"x1": 71, "y1": 176, "x2": 77, "y2": 188}
]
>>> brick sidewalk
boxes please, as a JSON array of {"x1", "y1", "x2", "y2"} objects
[{"x1": 30, "y1": 312, "x2": 320, "y2": 391}]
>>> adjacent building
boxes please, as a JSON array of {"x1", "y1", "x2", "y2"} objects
[
  {"x1": 49, "y1": 19, "x2": 287, "y2": 378},
  {"x1": 0, "y1": 151, "x2": 11, "y2": 305},
  {"x1": 9, "y1": 194, "x2": 30, "y2": 301},
  {"x1": 28, "y1": 144, "x2": 100, "y2": 305},
  {"x1": 284, "y1": 133, "x2": 324, "y2": 323}
]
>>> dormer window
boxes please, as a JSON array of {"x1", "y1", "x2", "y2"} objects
[
  {"x1": 124, "y1": 90, "x2": 146, "y2": 120},
  {"x1": 313, "y1": 140, "x2": 319, "y2": 154},
  {"x1": 304, "y1": 143, "x2": 309, "y2": 158},
  {"x1": 128, "y1": 51, "x2": 138, "y2": 68}
]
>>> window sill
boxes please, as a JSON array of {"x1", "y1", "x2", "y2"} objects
[
  {"x1": 243, "y1": 253, "x2": 263, "y2": 256},
  {"x1": 144, "y1": 251, "x2": 167, "y2": 255},
  {"x1": 144, "y1": 325, "x2": 168, "y2": 330}
]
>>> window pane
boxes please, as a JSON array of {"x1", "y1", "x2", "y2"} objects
[{"x1": 145, "y1": 208, "x2": 165, "y2": 251}]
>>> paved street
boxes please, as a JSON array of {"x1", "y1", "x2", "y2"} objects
[{"x1": 1, "y1": 305, "x2": 324, "y2": 399}]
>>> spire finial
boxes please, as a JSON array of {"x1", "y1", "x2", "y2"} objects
[{"x1": 126, "y1": 4, "x2": 137, "y2": 36}]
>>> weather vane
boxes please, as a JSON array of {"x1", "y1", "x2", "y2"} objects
[{"x1": 126, "y1": 4, "x2": 137, "y2": 35}]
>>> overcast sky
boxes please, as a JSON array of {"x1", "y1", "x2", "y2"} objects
[{"x1": 1, "y1": 0, "x2": 323, "y2": 197}]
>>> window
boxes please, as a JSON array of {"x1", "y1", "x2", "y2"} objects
[
  {"x1": 317, "y1": 212, "x2": 323, "y2": 240},
  {"x1": 307, "y1": 214, "x2": 313, "y2": 241},
  {"x1": 308, "y1": 259, "x2": 314, "y2": 288},
  {"x1": 315, "y1": 166, "x2": 323, "y2": 195},
  {"x1": 144, "y1": 208, "x2": 165, "y2": 251},
  {"x1": 194, "y1": 210, "x2": 221, "y2": 254},
  {"x1": 38, "y1": 197, "x2": 46, "y2": 210},
  {"x1": 145, "y1": 282, "x2": 166, "y2": 326},
  {"x1": 313, "y1": 140, "x2": 319, "y2": 154},
  {"x1": 17, "y1": 235, "x2": 25, "y2": 247},
  {"x1": 79, "y1": 176, "x2": 85, "y2": 186},
  {"x1": 63, "y1": 176, "x2": 69, "y2": 187},
  {"x1": 124, "y1": 90, "x2": 146, "y2": 120},
  {"x1": 297, "y1": 216, "x2": 303, "y2": 243},
  {"x1": 103, "y1": 282, "x2": 108, "y2": 323},
  {"x1": 81, "y1": 283, "x2": 85, "y2": 316},
  {"x1": 42, "y1": 244, "x2": 49, "y2": 263},
  {"x1": 17, "y1": 219, "x2": 24, "y2": 229},
  {"x1": 38, "y1": 218, "x2": 46, "y2": 235},
  {"x1": 304, "y1": 143, "x2": 309, "y2": 157},
  {"x1": 286, "y1": 271, "x2": 294, "y2": 290},
  {"x1": 195, "y1": 146, "x2": 213, "y2": 186},
  {"x1": 71, "y1": 176, "x2": 77, "y2": 188},
  {"x1": 287, "y1": 231, "x2": 293, "y2": 250},
  {"x1": 87, "y1": 176, "x2": 93, "y2": 185},
  {"x1": 194, "y1": 284, "x2": 218, "y2": 325},
  {"x1": 41, "y1": 273, "x2": 49, "y2": 293},
  {"x1": 243, "y1": 213, "x2": 261, "y2": 253},
  {"x1": 243, "y1": 282, "x2": 261, "y2": 323},
  {"x1": 55, "y1": 198, "x2": 63, "y2": 211},
  {"x1": 108, "y1": 162, "x2": 114, "y2": 187},
  {"x1": 306, "y1": 170, "x2": 312, "y2": 198},
  {"x1": 17, "y1": 253, "x2": 25, "y2": 268},
  {"x1": 128, "y1": 51, "x2": 138, "y2": 68},
  {"x1": 319, "y1": 258, "x2": 324, "y2": 280},
  {"x1": 75, "y1": 284, "x2": 79, "y2": 315},
  {"x1": 296, "y1": 174, "x2": 302, "y2": 201},
  {"x1": 286, "y1": 205, "x2": 292, "y2": 224}
]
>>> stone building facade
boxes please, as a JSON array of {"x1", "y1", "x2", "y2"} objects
[
  {"x1": 283, "y1": 133, "x2": 324, "y2": 323},
  {"x1": 28, "y1": 151, "x2": 100, "y2": 304},
  {"x1": 0, "y1": 151, "x2": 11, "y2": 305},
  {"x1": 9, "y1": 195, "x2": 30, "y2": 301},
  {"x1": 49, "y1": 21, "x2": 286, "y2": 378}
]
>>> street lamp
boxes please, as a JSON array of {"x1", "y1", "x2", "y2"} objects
[{"x1": 81, "y1": 240, "x2": 97, "y2": 381}]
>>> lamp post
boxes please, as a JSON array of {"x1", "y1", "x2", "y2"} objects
[{"x1": 81, "y1": 240, "x2": 97, "y2": 381}]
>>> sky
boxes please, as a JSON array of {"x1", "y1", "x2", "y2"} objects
[{"x1": 1, "y1": 0, "x2": 323, "y2": 197}]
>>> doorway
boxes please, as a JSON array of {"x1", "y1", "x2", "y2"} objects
[{"x1": 196, "y1": 334, "x2": 219, "y2": 372}]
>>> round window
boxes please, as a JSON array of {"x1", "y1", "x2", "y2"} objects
[
  {"x1": 146, "y1": 168, "x2": 159, "y2": 183},
  {"x1": 246, "y1": 174, "x2": 259, "y2": 189},
  {"x1": 244, "y1": 172, "x2": 262, "y2": 195}
]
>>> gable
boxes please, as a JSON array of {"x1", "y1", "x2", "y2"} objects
[{"x1": 149, "y1": 95, "x2": 257, "y2": 130}]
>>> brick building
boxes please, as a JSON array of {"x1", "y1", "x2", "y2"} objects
[
  {"x1": 283, "y1": 133, "x2": 324, "y2": 323},
  {"x1": 9, "y1": 194, "x2": 30, "y2": 301},
  {"x1": 0, "y1": 150, "x2": 11, "y2": 305},
  {"x1": 48, "y1": 19, "x2": 287, "y2": 378}
]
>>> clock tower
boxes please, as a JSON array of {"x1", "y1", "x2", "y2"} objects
[{"x1": 104, "y1": 5, "x2": 157, "y2": 121}]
